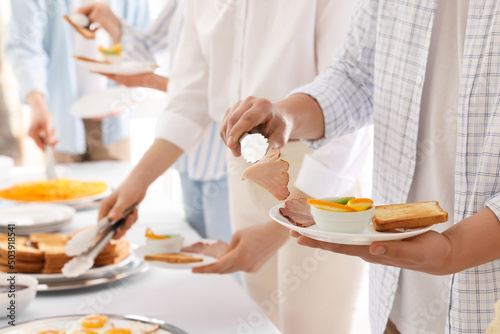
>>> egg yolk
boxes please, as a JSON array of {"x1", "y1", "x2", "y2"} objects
[
  {"x1": 72, "y1": 330, "x2": 98, "y2": 334},
  {"x1": 82, "y1": 315, "x2": 109, "y2": 329},
  {"x1": 105, "y1": 329, "x2": 131, "y2": 334},
  {"x1": 39, "y1": 331, "x2": 65, "y2": 334}
]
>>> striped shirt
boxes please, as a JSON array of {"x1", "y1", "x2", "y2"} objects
[
  {"x1": 121, "y1": 0, "x2": 226, "y2": 180},
  {"x1": 295, "y1": 1, "x2": 500, "y2": 333}
]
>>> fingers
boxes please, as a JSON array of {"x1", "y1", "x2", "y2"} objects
[
  {"x1": 113, "y1": 208, "x2": 138, "y2": 240},
  {"x1": 76, "y1": 4, "x2": 92, "y2": 15},
  {"x1": 98, "y1": 193, "x2": 116, "y2": 220},
  {"x1": 192, "y1": 250, "x2": 240, "y2": 274}
]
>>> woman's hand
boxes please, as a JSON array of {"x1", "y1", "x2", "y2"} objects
[{"x1": 77, "y1": 3, "x2": 122, "y2": 43}]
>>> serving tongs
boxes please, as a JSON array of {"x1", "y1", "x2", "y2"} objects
[
  {"x1": 62, "y1": 205, "x2": 136, "y2": 278},
  {"x1": 63, "y1": 14, "x2": 97, "y2": 39}
]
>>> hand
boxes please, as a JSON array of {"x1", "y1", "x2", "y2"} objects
[
  {"x1": 26, "y1": 91, "x2": 58, "y2": 150},
  {"x1": 77, "y1": 3, "x2": 122, "y2": 43},
  {"x1": 290, "y1": 230, "x2": 453, "y2": 275},
  {"x1": 95, "y1": 73, "x2": 168, "y2": 92},
  {"x1": 220, "y1": 97, "x2": 292, "y2": 157},
  {"x1": 193, "y1": 221, "x2": 290, "y2": 274},
  {"x1": 98, "y1": 178, "x2": 147, "y2": 240}
]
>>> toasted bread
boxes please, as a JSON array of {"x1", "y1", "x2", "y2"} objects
[
  {"x1": 63, "y1": 15, "x2": 95, "y2": 39},
  {"x1": 372, "y1": 201, "x2": 448, "y2": 232},
  {"x1": 144, "y1": 253, "x2": 203, "y2": 264}
]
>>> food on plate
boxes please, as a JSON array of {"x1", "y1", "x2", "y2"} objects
[
  {"x1": 144, "y1": 227, "x2": 183, "y2": 253},
  {"x1": 307, "y1": 197, "x2": 374, "y2": 212},
  {"x1": 0, "y1": 232, "x2": 130, "y2": 274},
  {"x1": 73, "y1": 55, "x2": 110, "y2": 64},
  {"x1": 372, "y1": 201, "x2": 448, "y2": 232},
  {"x1": 279, "y1": 198, "x2": 315, "y2": 228},
  {"x1": 98, "y1": 44, "x2": 123, "y2": 63},
  {"x1": 0, "y1": 178, "x2": 108, "y2": 202},
  {"x1": 242, "y1": 147, "x2": 290, "y2": 200},
  {"x1": 144, "y1": 253, "x2": 203, "y2": 264},
  {"x1": 181, "y1": 240, "x2": 229, "y2": 258},
  {"x1": 63, "y1": 14, "x2": 95, "y2": 39}
]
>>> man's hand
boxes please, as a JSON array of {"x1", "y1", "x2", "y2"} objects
[
  {"x1": 193, "y1": 221, "x2": 290, "y2": 274},
  {"x1": 220, "y1": 97, "x2": 292, "y2": 157},
  {"x1": 77, "y1": 3, "x2": 122, "y2": 43},
  {"x1": 95, "y1": 73, "x2": 168, "y2": 92},
  {"x1": 26, "y1": 91, "x2": 58, "y2": 150},
  {"x1": 291, "y1": 230, "x2": 453, "y2": 275}
]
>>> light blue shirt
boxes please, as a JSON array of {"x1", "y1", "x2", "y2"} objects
[
  {"x1": 295, "y1": 1, "x2": 500, "y2": 333},
  {"x1": 5, "y1": 0, "x2": 150, "y2": 154}
]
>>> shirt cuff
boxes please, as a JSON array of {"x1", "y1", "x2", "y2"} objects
[
  {"x1": 485, "y1": 193, "x2": 500, "y2": 223},
  {"x1": 155, "y1": 112, "x2": 205, "y2": 152},
  {"x1": 294, "y1": 153, "x2": 357, "y2": 198}
]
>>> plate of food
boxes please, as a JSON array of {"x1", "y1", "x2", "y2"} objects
[
  {"x1": 74, "y1": 55, "x2": 158, "y2": 75},
  {"x1": 0, "y1": 232, "x2": 148, "y2": 290},
  {"x1": 0, "y1": 178, "x2": 111, "y2": 205},
  {"x1": 269, "y1": 198, "x2": 448, "y2": 245},
  {"x1": 0, "y1": 314, "x2": 188, "y2": 334},
  {"x1": 133, "y1": 228, "x2": 228, "y2": 269}
]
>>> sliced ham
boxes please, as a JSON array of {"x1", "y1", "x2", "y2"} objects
[
  {"x1": 242, "y1": 147, "x2": 290, "y2": 200},
  {"x1": 279, "y1": 198, "x2": 315, "y2": 227},
  {"x1": 181, "y1": 240, "x2": 229, "y2": 259}
]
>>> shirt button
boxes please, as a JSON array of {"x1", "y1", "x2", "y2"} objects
[{"x1": 416, "y1": 75, "x2": 423, "y2": 85}]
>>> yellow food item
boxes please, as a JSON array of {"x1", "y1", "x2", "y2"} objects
[
  {"x1": 98, "y1": 44, "x2": 122, "y2": 55},
  {"x1": 82, "y1": 315, "x2": 109, "y2": 329},
  {"x1": 346, "y1": 198, "x2": 374, "y2": 211},
  {"x1": 306, "y1": 198, "x2": 357, "y2": 212},
  {"x1": 105, "y1": 329, "x2": 131, "y2": 334},
  {"x1": 145, "y1": 227, "x2": 170, "y2": 240},
  {"x1": 0, "y1": 178, "x2": 107, "y2": 202}
]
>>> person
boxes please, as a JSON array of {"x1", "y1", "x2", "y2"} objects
[
  {"x1": 220, "y1": 1, "x2": 500, "y2": 333},
  {"x1": 98, "y1": 0, "x2": 372, "y2": 332},
  {"x1": 76, "y1": 1, "x2": 232, "y2": 242},
  {"x1": 5, "y1": 0, "x2": 150, "y2": 163}
]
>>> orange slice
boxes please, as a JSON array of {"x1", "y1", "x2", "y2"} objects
[
  {"x1": 145, "y1": 227, "x2": 170, "y2": 239},
  {"x1": 346, "y1": 198, "x2": 374, "y2": 211},
  {"x1": 306, "y1": 198, "x2": 357, "y2": 212}
]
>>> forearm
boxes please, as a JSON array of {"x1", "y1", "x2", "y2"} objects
[
  {"x1": 145, "y1": 74, "x2": 168, "y2": 91},
  {"x1": 275, "y1": 93, "x2": 325, "y2": 140},
  {"x1": 443, "y1": 207, "x2": 500, "y2": 272},
  {"x1": 125, "y1": 138, "x2": 183, "y2": 188}
]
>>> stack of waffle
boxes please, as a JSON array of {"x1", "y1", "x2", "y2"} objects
[{"x1": 0, "y1": 232, "x2": 130, "y2": 274}]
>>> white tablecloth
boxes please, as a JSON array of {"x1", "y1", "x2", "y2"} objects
[{"x1": 5, "y1": 161, "x2": 279, "y2": 334}]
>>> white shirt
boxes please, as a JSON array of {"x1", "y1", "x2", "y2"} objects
[{"x1": 155, "y1": 0, "x2": 360, "y2": 154}]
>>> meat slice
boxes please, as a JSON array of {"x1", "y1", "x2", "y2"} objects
[
  {"x1": 242, "y1": 147, "x2": 290, "y2": 200},
  {"x1": 279, "y1": 198, "x2": 315, "y2": 227},
  {"x1": 181, "y1": 240, "x2": 229, "y2": 258}
]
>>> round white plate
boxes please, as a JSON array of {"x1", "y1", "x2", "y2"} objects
[
  {"x1": 76, "y1": 59, "x2": 158, "y2": 75},
  {"x1": 0, "y1": 314, "x2": 187, "y2": 334},
  {"x1": 269, "y1": 203, "x2": 436, "y2": 245},
  {"x1": 134, "y1": 245, "x2": 217, "y2": 269},
  {"x1": 0, "y1": 204, "x2": 75, "y2": 227},
  {"x1": 70, "y1": 87, "x2": 135, "y2": 119}
]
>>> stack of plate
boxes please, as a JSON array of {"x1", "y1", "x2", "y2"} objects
[{"x1": 0, "y1": 203, "x2": 75, "y2": 235}]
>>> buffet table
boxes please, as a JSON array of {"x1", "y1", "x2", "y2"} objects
[{"x1": 4, "y1": 161, "x2": 280, "y2": 334}]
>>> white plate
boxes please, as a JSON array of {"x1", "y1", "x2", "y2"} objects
[
  {"x1": 0, "y1": 204, "x2": 75, "y2": 227},
  {"x1": 0, "y1": 314, "x2": 188, "y2": 334},
  {"x1": 134, "y1": 245, "x2": 217, "y2": 269},
  {"x1": 76, "y1": 58, "x2": 158, "y2": 75},
  {"x1": 269, "y1": 203, "x2": 436, "y2": 245},
  {"x1": 0, "y1": 186, "x2": 111, "y2": 206},
  {"x1": 71, "y1": 86, "x2": 137, "y2": 119}
]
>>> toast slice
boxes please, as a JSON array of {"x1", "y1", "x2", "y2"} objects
[
  {"x1": 144, "y1": 253, "x2": 203, "y2": 264},
  {"x1": 372, "y1": 201, "x2": 448, "y2": 232}
]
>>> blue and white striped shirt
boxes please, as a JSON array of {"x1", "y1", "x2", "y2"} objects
[
  {"x1": 121, "y1": 0, "x2": 226, "y2": 180},
  {"x1": 295, "y1": 1, "x2": 500, "y2": 333}
]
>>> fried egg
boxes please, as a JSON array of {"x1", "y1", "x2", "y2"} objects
[
  {"x1": 67, "y1": 315, "x2": 113, "y2": 334},
  {"x1": 104, "y1": 321, "x2": 160, "y2": 334},
  {"x1": 19, "y1": 323, "x2": 66, "y2": 334}
]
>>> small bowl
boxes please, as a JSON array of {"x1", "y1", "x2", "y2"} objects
[
  {"x1": 310, "y1": 197, "x2": 375, "y2": 234},
  {"x1": 0, "y1": 274, "x2": 38, "y2": 318},
  {"x1": 146, "y1": 234, "x2": 184, "y2": 253}
]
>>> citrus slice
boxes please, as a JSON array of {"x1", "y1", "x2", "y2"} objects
[
  {"x1": 145, "y1": 227, "x2": 170, "y2": 239},
  {"x1": 328, "y1": 196, "x2": 355, "y2": 205},
  {"x1": 307, "y1": 198, "x2": 357, "y2": 212},
  {"x1": 346, "y1": 198, "x2": 374, "y2": 211}
]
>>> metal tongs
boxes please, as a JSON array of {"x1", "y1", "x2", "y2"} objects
[{"x1": 62, "y1": 205, "x2": 136, "y2": 278}]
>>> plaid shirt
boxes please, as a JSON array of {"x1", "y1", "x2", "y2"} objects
[{"x1": 295, "y1": 1, "x2": 500, "y2": 333}]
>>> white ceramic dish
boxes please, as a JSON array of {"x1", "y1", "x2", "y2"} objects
[
  {"x1": 0, "y1": 314, "x2": 188, "y2": 334},
  {"x1": 311, "y1": 204, "x2": 375, "y2": 233},
  {"x1": 0, "y1": 203, "x2": 75, "y2": 227},
  {"x1": 269, "y1": 203, "x2": 436, "y2": 245},
  {"x1": 134, "y1": 245, "x2": 217, "y2": 269},
  {"x1": 0, "y1": 274, "x2": 38, "y2": 318},
  {"x1": 75, "y1": 58, "x2": 158, "y2": 75},
  {"x1": 146, "y1": 234, "x2": 184, "y2": 253}
]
